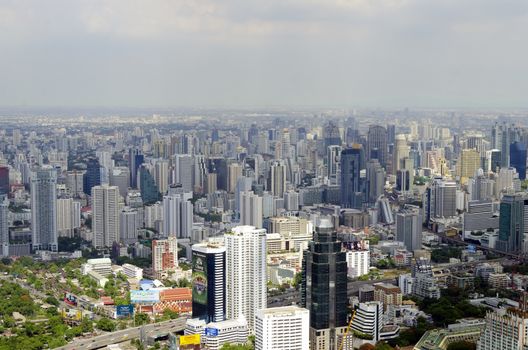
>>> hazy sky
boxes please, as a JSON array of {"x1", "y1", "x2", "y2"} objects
[{"x1": 0, "y1": 0, "x2": 527, "y2": 109}]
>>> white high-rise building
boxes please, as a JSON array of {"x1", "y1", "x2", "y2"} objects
[
  {"x1": 478, "y1": 308, "x2": 528, "y2": 350},
  {"x1": 56, "y1": 198, "x2": 81, "y2": 238},
  {"x1": 154, "y1": 159, "x2": 169, "y2": 195},
  {"x1": 225, "y1": 225, "x2": 267, "y2": 332},
  {"x1": 110, "y1": 167, "x2": 130, "y2": 198},
  {"x1": 240, "y1": 191, "x2": 263, "y2": 228},
  {"x1": 31, "y1": 166, "x2": 58, "y2": 252},
  {"x1": 162, "y1": 192, "x2": 193, "y2": 238},
  {"x1": 0, "y1": 196, "x2": 8, "y2": 257},
  {"x1": 120, "y1": 207, "x2": 139, "y2": 244},
  {"x1": 174, "y1": 154, "x2": 193, "y2": 192},
  {"x1": 255, "y1": 306, "x2": 309, "y2": 350},
  {"x1": 228, "y1": 163, "x2": 243, "y2": 193},
  {"x1": 152, "y1": 236, "x2": 178, "y2": 278},
  {"x1": 92, "y1": 185, "x2": 121, "y2": 248},
  {"x1": 346, "y1": 248, "x2": 370, "y2": 278}
]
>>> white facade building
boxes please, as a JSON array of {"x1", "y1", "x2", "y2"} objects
[
  {"x1": 255, "y1": 306, "x2": 309, "y2": 350},
  {"x1": 92, "y1": 185, "x2": 121, "y2": 248},
  {"x1": 346, "y1": 249, "x2": 370, "y2": 278}
]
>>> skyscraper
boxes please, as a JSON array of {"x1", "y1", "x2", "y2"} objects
[
  {"x1": 225, "y1": 225, "x2": 267, "y2": 332},
  {"x1": 366, "y1": 159, "x2": 385, "y2": 204},
  {"x1": 227, "y1": 163, "x2": 243, "y2": 193},
  {"x1": 396, "y1": 207, "x2": 423, "y2": 252},
  {"x1": 0, "y1": 196, "x2": 9, "y2": 257},
  {"x1": 192, "y1": 243, "x2": 226, "y2": 323},
  {"x1": 270, "y1": 161, "x2": 286, "y2": 198},
  {"x1": 240, "y1": 191, "x2": 263, "y2": 228},
  {"x1": 0, "y1": 166, "x2": 9, "y2": 195},
  {"x1": 152, "y1": 236, "x2": 178, "y2": 279},
  {"x1": 424, "y1": 179, "x2": 457, "y2": 223},
  {"x1": 510, "y1": 141, "x2": 527, "y2": 180},
  {"x1": 496, "y1": 193, "x2": 528, "y2": 253},
  {"x1": 139, "y1": 164, "x2": 160, "y2": 205},
  {"x1": 367, "y1": 125, "x2": 388, "y2": 168},
  {"x1": 110, "y1": 167, "x2": 130, "y2": 198},
  {"x1": 326, "y1": 145, "x2": 342, "y2": 185},
  {"x1": 340, "y1": 145, "x2": 365, "y2": 209},
  {"x1": 456, "y1": 149, "x2": 481, "y2": 185},
  {"x1": 56, "y1": 198, "x2": 81, "y2": 238},
  {"x1": 129, "y1": 148, "x2": 144, "y2": 189},
  {"x1": 324, "y1": 121, "x2": 342, "y2": 150},
  {"x1": 31, "y1": 166, "x2": 58, "y2": 252},
  {"x1": 301, "y1": 219, "x2": 348, "y2": 350},
  {"x1": 92, "y1": 185, "x2": 120, "y2": 248},
  {"x1": 174, "y1": 154, "x2": 194, "y2": 192},
  {"x1": 162, "y1": 192, "x2": 193, "y2": 238}
]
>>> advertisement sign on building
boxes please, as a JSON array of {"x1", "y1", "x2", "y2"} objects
[
  {"x1": 205, "y1": 327, "x2": 219, "y2": 337},
  {"x1": 130, "y1": 290, "x2": 160, "y2": 304},
  {"x1": 192, "y1": 253, "x2": 207, "y2": 305},
  {"x1": 116, "y1": 304, "x2": 134, "y2": 318},
  {"x1": 64, "y1": 292, "x2": 78, "y2": 306}
]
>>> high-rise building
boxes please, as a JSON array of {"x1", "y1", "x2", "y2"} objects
[
  {"x1": 255, "y1": 306, "x2": 310, "y2": 350},
  {"x1": 162, "y1": 192, "x2": 193, "y2": 238},
  {"x1": 191, "y1": 243, "x2": 226, "y2": 323},
  {"x1": 345, "y1": 241, "x2": 370, "y2": 278},
  {"x1": 154, "y1": 159, "x2": 169, "y2": 195},
  {"x1": 393, "y1": 134, "x2": 410, "y2": 175},
  {"x1": 351, "y1": 302, "x2": 383, "y2": 342},
  {"x1": 456, "y1": 149, "x2": 481, "y2": 185},
  {"x1": 66, "y1": 170, "x2": 85, "y2": 197},
  {"x1": 424, "y1": 179, "x2": 457, "y2": 223},
  {"x1": 83, "y1": 158, "x2": 101, "y2": 195},
  {"x1": 240, "y1": 191, "x2": 263, "y2": 229},
  {"x1": 56, "y1": 198, "x2": 81, "y2": 238},
  {"x1": 396, "y1": 207, "x2": 423, "y2": 252},
  {"x1": 119, "y1": 207, "x2": 139, "y2": 244},
  {"x1": 373, "y1": 282, "x2": 403, "y2": 311},
  {"x1": 510, "y1": 141, "x2": 527, "y2": 180},
  {"x1": 367, "y1": 125, "x2": 388, "y2": 168},
  {"x1": 228, "y1": 163, "x2": 243, "y2": 193},
  {"x1": 270, "y1": 161, "x2": 286, "y2": 198},
  {"x1": 340, "y1": 145, "x2": 365, "y2": 209},
  {"x1": 324, "y1": 121, "x2": 342, "y2": 150},
  {"x1": 92, "y1": 185, "x2": 121, "y2": 248},
  {"x1": 0, "y1": 166, "x2": 9, "y2": 195},
  {"x1": 110, "y1": 167, "x2": 130, "y2": 198},
  {"x1": 235, "y1": 177, "x2": 253, "y2": 213},
  {"x1": 366, "y1": 159, "x2": 385, "y2": 204},
  {"x1": 139, "y1": 165, "x2": 160, "y2": 205},
  {"x1": 152, "y1": 236, "x2": 178, "y2": 279},
  {"x1": 225, "y1": 225, "x2": 267, "y2": 331},
  {"x1": 301, "y1": 219, "x2": 348, "y2": 350},
  {"x1": 491, "y1": 122, "x2": 520, "y2": 168},
  {"x1": 477, "y1": 306, "x2": 528, "y2": 350},
  {"x1": 129, "y1": 148, "x2": 144, "y2": 189},
  {"x1": 31, "y1": 166, "x2": 58, "y2": 252},
  {"x1": 327, "y1": 145, "x2": 342, "y2": 185},
  {"x1": 0, "y1": 196, "x2": 8, "y2": 257},
  {"x1": 496, "y1": 193, "x2": 528, "y2": 253}
]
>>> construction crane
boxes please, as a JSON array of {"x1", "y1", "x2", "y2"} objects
[{"x1": 338, "y1": 309, "x2": 357, "y2": 350}]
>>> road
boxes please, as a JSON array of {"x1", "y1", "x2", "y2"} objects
[{"x1": 57, "y1": 317, "x2": 188, "y2": 350}]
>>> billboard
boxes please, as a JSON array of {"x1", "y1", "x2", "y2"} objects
[
  {"x1": 192, "y1": 253, "x2": 207, "y2": 305},
  {"x1": 116, "y1": 304, "x2": 134, "y2": 318},
  {"x1": 64, "y1": 292, "x2": 78, "y2": 306},
  {"x1": 179, "y1": 334, "x2": 201, "y2": 345},
  {"x1": 205, "y1": 328, "x2": 219, "y2": 337},
  {"x1": 130, "y1": 290, "x2": 160, "y2": 304}
]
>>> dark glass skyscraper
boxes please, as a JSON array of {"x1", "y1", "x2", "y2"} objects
[
  {"x1": 0, "y1": 166, "x2": 9, "y2": 195},
  {"x1": 129, "y1": 148, "x2": 144, "y2": 189},
  {"x1": 139, "y1": 165, "x2": 160, "y2": 205},
  {"x1": 497, "y1": 193, "x2": 528, "y2": 253},
  {"x1": 83, "y1": 158, "x2": 101, "y2": 195},
  {"x1": 301, "y1": 219, "x2": 348, "y2": 350},
  {"x1": 340, "y1": 145, "x2": 365, "y2": 209},
  {"x1": 367, "y1": 125, "x2": 388, "y2": 168},
  {"x1": 510, "y1": 141, "x2": 527, "y2": 180}
]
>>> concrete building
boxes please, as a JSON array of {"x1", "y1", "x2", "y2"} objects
[
  {"x1": 56, "y1": 198, "x2": 81, "y2": 238},
  {"x1": 255, "y1": 306, "x2": 309, "y2": 350},
  {"x1": 478, "y1": 307, "x2": 528, "y2": 350},
  {"x1": 240, "y1": 191, "x2": 263, "y2": 229},
  {"x1": 225, "y1": 225, "x2": 267, "y2": 332},
  {"x1": 122, "y1": 263, "x2": 143, "y2": 280},
  {"x1": 163, "y1": 192, "x2": 193, "y2": 239},
  {"x1": 345, "y1": 241, "x2": 370, "y2": 278},
  {"x1": 31, "y1": 166, "x2": 58, "y2": 252},
  {"x1": 374, "y1": 282, "x2": 403, "y2": 311},
  {"x1": 92, "y1": 185, "x2": 121, "y2": 248},
  {"x1": 152, "y1": 236, "x2": 178, "y2": 279},
  {"x1": 396, "y1": 207, "x2": 423, "y2": 252},
  {"x1": 351, "y1": 301, "x2": 383, "y2": 342},
  {"x1": 185, "y1": 316, "x2": 248, "y2": 350}
]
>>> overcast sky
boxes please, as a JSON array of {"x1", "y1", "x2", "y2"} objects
[{"x1": 0, "y1": 0, "x2": 527, "y2": 109}]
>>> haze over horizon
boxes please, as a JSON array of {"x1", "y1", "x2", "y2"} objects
[{"x1": 1, "y1": 0, "x2": 527, "y2": 109}]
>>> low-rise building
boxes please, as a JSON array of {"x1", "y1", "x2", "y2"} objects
[{"x1": 255, "y1": 306, "x2": 309, "y2": 350}]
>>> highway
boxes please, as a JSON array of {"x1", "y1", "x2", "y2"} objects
[{"x1": 57, "y1": 317, "x2": 188, "y2": 350}]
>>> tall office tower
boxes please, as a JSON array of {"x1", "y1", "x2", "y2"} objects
[
  {"x1": 396, "y1": 169, "x2": 412, "y2": 193},
  {"x1": 193, "y1": 155, "x2": 207, "y2": 194},
  {"x1": 225, "y1": 225, "x2": 267, "y2": 332},
  {"x1": 163, "y1": 192, "x2": 193, "y2": 238},
  {"x1": 83, "y1": 158, "x2": 101, "y2": 195},
  {"x1": 152, "y1": 236, "x2": 178, "y2": 278},
  {"x1": 485, "y1": 149, "x2": 502, "y2": 173},
  {"x1": 56, "y1": 198, "x2": 81, "y2": 238},
  {"x1": 456, "y1": 149, "x2": 481, "y2": 185},
  {"x1": 510, "y1": 141, "x2": 527, "y2": 180},
  {"x1": 138, "y1": 165, "x2": 160, "y2": 205},
  {"x1": 110, "y1": 167, "x2": 130, "y2": 198},
  {"x1": 340, "y1": 145, "x2": 365, "y2": 209},
  {"x1": 301, "y1": 219, "x2": 348, "y2": 350},
  {"x1": 191, "y1": 243, "x2": 226, "y2": 323},
  {"x1": 208, "y1": 158, "x2": 228, "y2": 191},
  {"x1": 326, "y1": 145, "x2": 342, "y2": 185},
  {"x1": 66, "y1": 170, "x2": 84, "y2": 197},
  {"x1": 174, "y1": 154, "x2": 194, "y2": 192},
  {"x1": 477, "y1": 304, "x2": 528, "y2": 350},
  {"x1": 393, "y1": 134, "x2": 410, "y2": 175},
  {"x1": 120, "y1": 207, "x2": 139, "y2": 244},
  {"x1": 31, "y1": 166, "x2": 58, "y2": 252},
  {"x1": 0, "y1": 196, "x2": 9, "y2": 256},
  {"x1": 496, "y1": 193, "x2": 528, "y2": 253},
  {"x1": 129, "y1": 148, "x2": 144, "y2": 188},
  {"x1": 235, "y1": 177, "x2": 253, "y2": 213},
  {"x1": 227, "y1": 163, "x2": 243, "y2": 193},
  {"x1": 396, "y1": 207, "x2": 423, "y2": 252},
  {"x1": 255, "y1": 306, "x2": 310, "y2": 350},
  {"x1": 12, "y1": 129, "x2": 21, "y2": 147},
  {"x1": 387, "y1": 124, "x2": 396, "y2": 145},
  {"x1": 424, "y1": 179, "x2": 457, "y2": 223},
  {"x1": 367, "y1": 125, "x2": 388, "y2": 168},
  {"x1": 154, "y1": 159, "x2": 169, "y2": 195},
  {"x1": 0, "y1": 166, "x2": 9, "y2": 195},
  {"x1": 281, "y1": 128, "x2": 291, "y2": 159},
  {"x1": 240, "y1": 191, "x2": 263, "y2": 228},
  {"x1": 366, "y1": 159, "x2": 385, "y2": 204},
  {"x1": 351, "y1": 302, "x2": 383, "y2": 342},
  {"x1": 270, "y1": 161, "x2": 286, "y2": 198},
  {"x1": 206, "y1": 173, "x2": 218, "y2": 194},
  {"x1": 324, "y1": 121, "x2": 342, "y2": 150},
  {"x1": 92, "y1": 185, "x2": 120, "y2": 248},
  {"x1": 96, "y1": 150, "x2": 113, "y2": 171}
]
